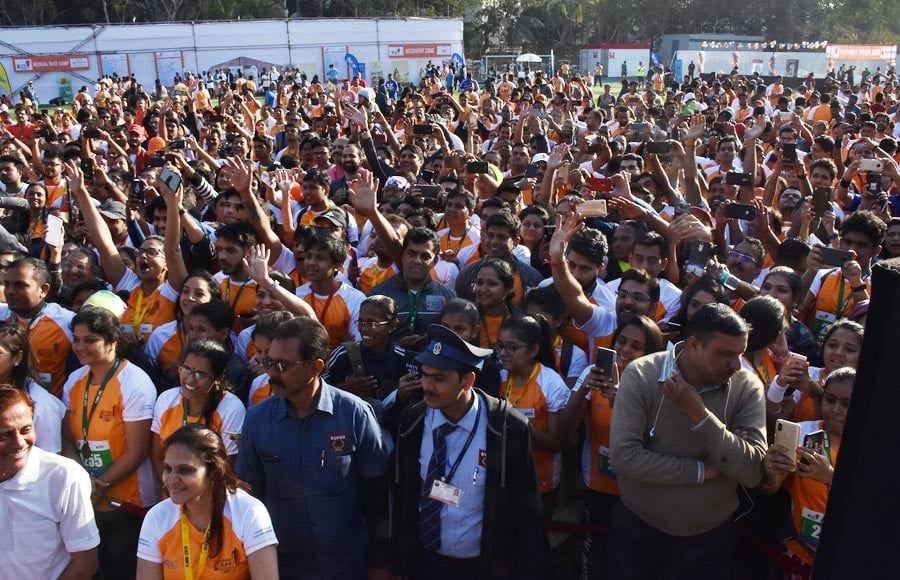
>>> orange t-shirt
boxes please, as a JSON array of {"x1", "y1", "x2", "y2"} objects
[
  {"x1": 296, "y1": 281, "x2": 365, "y2": 349},
  {"x1": 1, "y1": 302, "x2": 74, "y2": 397},
  {"x1": 63, "y1": 360, "x2": 158, "y2": 510},
  {"x1": 219, "y1": 276, "x2": 258, "y2": 333},
  {"x1": 119, "y1": 279, "x2": 179, "y2": 343},
  {"x1": 580, "y1": 379, "x2": 618, "y2": 495}
]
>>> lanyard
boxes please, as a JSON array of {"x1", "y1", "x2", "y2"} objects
[
  {"x1": 823, "y1": 430, "x2": 833, "y2": 467},
  {"x1": 225, "y1": 278, "x2": 248, "y2": 314},
  {"x1": 310, "y1": 282, "x2": 339, "y2": 320},
  {"x1": 833, "y1": 275, "x2": 850, "y2": 319},
  {"x1": 750, "y1": 355, "x2": 773, "y2": 386},
  {"x1": 180, "y1": 510, "x2": 211, "y2": 580},
  {"x1": 81, "y1": 358, "x2": 121, "y2": 443},
  {"x1": 371, "y1": 265, "x2": 393, "y2": 288},
  {"x1": 441, "y1": 404, "x2": 481, "y2": 484},
  {"x1": 26, "y1": 213, "x2": 43, "y2": 240},
  {"x1": 19, "y1": 302, "x2": 47, "y2": 338},
  {"x1": 479, "y1": 307, "x2": 508, "y2": 350},
  {"x1": 182, "y1": 397, "x2": 193, "y2": 426},
  {"x1": 132, "y1": 288, "x2": 152, "y2": 333},
  {"x1": 407, "y1": 290, "x2": 420, "y2": 330},
  {"x1": 505, "y1": 363, "x2": 540, "y2": 403},
  {"x1": 442, "y1": 228, "x2": 469, "y2": 253}
]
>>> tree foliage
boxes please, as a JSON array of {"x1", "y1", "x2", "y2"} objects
[{"x1": 1, "y1": 0, "x2": 896, "y2": 60}]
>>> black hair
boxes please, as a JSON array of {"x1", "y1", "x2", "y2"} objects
[
  {"x1": 739, "y1": 296, "x2": 786, "y2": 353},
  {"x1": 215, "y1": 221, "x2": 258, "y2": 250},
  {"x1": 685, "y1": 303, "x2": 750, "y2": 343},
  {"x1": 251, "y1": 311, "x2": 295, "y2": 341},
  {"x1": 304, "y1": 228, "x2": 347, "y2": 266},
  {"x1": 499, "y1": 314, "x2": 557, "y2": 370},
  {"x1": 71, "y1": 306, "x2": 121, "y2": 344},
  {"x1": 270, "y1": 317, "x2": 330, "y2": 363},
  {"x1": 841, "y1": 210, "x2": 886, "y2": 247},
  {"x1": 567, "y1": 227, "x2": 608, "y2": 265},
  {"x1": 181, "y1": 338, "x2": 231, "y2": 426}
]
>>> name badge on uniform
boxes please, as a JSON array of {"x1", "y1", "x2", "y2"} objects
[
  {"x1": 813, "y1": 310, "x2": 836, "y2": 337},
  {"x1": 139, "y1": 323, "x2": 153, "y2": 335},
  {"x1": 429, "y1": 479, "x2": 463, "y2": 507},
  {"x1": 519, "y1": 408, "x2": 536, "y2": 419},
  {"x1": 599, "y1": 445, "x2": 617, "y2": 479},
  {"x1": 425, "y1": 295, "x2": 445, "y2": 312}
]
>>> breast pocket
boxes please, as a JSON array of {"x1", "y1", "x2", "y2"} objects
[
  {"x1": 14, "y1": 520, "x2": 60, "y2": 564},
  {"x1": 309, "y1": 453, "x2": 354, "y2": 492}
]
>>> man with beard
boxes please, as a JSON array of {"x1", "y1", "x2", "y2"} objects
[
  {"x1": 214, "y1": 221, "x2": 259, "y2": 333},
  {"x1": 0, "y1": 155, "x2": 27, "y2": 196},
  {"x1": 236, "y1": 316, "x2": 390, "y2": 580},
  {"x1": 550, "y1": 215, "x2": 659, "y2": 356},
  {"x1": 124, "y1": 124, "x2": 149, "y2": 175},
  {"x1": 330, "y1": 143, "x2": 368, "y2": 195}
]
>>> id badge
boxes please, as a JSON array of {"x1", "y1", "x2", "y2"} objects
[
  {"x1": 599, "y1": 445, "x2": 617, "y2": 479},
  {"x1": 519, "y1": 408, "x2": 536, "y2": 419},
  {"x1": 429, "y1": 479, "x2": 463, "y2": 508},
  {"x1": 813, "y1": 310, "x2": 836, "y2": 337},
  {"x1": 800, "y1": 507, "x2": 824, "y2": 548},
  {"x1": 79, "y1": 440, "x2": 114, "y2": 476},
  {"x1": 139, "y1": 323, "x2": 153, "y2": 336}
]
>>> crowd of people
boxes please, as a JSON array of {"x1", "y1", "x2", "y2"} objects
[{"x1": 0, "y1": 56, "x2": 895, "y2": 580}]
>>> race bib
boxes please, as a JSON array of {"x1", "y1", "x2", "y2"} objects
[
  {"x1": 812, "y1": 310, "x2": 836, "y2": 337},
  {"x1": 800, "y1": 507, "x2": 824, "y2": 548},
  {"x1": 37, "y1": 372, "x2": 52, "y2": 386},
  {"x1": 599, "y1": 445, "x2": 617, "y2": 479},
  {"x1": 429, "y1": 479, "x2": 462, "y2": 508},
  {"x1": 79, "y1": 440, "x2": 113, "y2": 476}
]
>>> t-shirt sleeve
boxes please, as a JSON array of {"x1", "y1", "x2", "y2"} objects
[
  {"x1": 115, "y1": 268, "x2": 141, "y2": 293},
  {"x1": 59, "y1": 460, "x2": 101, "y2": 553},
  {"x1": 270, "y1": 244, "x2": 295, "y2": 275},
  {"x1": 567, "y1": 345, "x2": 588, "y2": 380},
  {"x1": 543, "y1": 370, "x2": 571, "y2": 413},
  {"x1": 121, "y1": 368, "x2": 157, "y2": 422},
  {"x1": 236, "y1": 494, "x2": 279, "y2": 555},
  {"x1": 136, "y1": 506, "x2": 166, "y2": 563},
  {"x1": 808, "y1": 269, "x2": 832, "y2": 298},
  {"x1": 218, "y1": 396, "x2": 247, "y2": 456},
  {"x1": 150, "y1": 395, "x2": 165, "y2": 434},
  {"x1": 575, "y1": 303, "x2": 617, "y2": 337}
]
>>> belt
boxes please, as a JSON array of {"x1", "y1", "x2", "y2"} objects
[{"x1": 431, "y1": 553, "x2": 481, "y2": 564}]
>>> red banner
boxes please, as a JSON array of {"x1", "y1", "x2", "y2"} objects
[{"x1": 12, "y1": 55, "x2": 90, "y2": 72}]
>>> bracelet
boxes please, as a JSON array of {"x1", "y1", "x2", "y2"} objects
[
  {"x1": 851, "y1": 284, "x2": 867, "y2": 292},
  {"x1": 178, "y1": 208, "x2": 186, "y2": 216},
  {"x1": 267, "y1": 279, "x2": 280, "y2": 293},
  {"x1": 839, "y1": 178, "x2": 852, "y2": 189}
]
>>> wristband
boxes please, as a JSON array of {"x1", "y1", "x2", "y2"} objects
[
  {"x1": 767, "y1": 380, "x2": 788, "y2": 404},
  {"x1": 267, "y1": 279, "x2": 280, "y2": 293},
  {"x1": 839, "y1": 178, "x2": 852, "y2": 189},
  {"x1": 851, "y1": 284, "x2": 867, "y2": 293}
]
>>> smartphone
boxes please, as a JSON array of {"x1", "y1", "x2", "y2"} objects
[
  {"x1": 778, "y1": 112, "x2": 793, "y2": 122},
  {"x1": 418, "y1": 185, "x2": 441, "y2": 198},
  {"x1": 80, "y1": 158, "x2": 94, "y2": 184},
  {"x1": 594, "y1": 347, "x2": 617, "y2": 379},
  {"x1": 404, "y1": 350, "x2": 421, "y2": 377},
  {"x1": 813, "y1": 186, "x2": 833, "y2": 217},
  {"x1": 467, "y1": 161, "x2": 489, "y2": 174},
  {"x1": 865, "y1": 172, "x2": 882, "y2": 194},
  {"x1": 785, "y1": 352, "x2": 808, "y2": 366},
  {"x1": 413, "y1": 124, "x2": 434, "y2": 136},
  {"x1": 781, "y1": 143, "x2": 797, "y2": 162},
  {"x1": 775, "y1": 419, "x2": 802, "y2": 453},
  {"x1": 724, "y1": 172, "x2": 754, "y2": 187},
  {"x1": 543, "y1": 225, "x2": 556, "y2": 236},
  {"x1": 420, "y1": 169, "x2": 435, "y2": 184},
  {"x1": 586, "y1": 177, "x2": 612, "y2": 193},
  {"x1": 753, "y1": 106, "x2": 767, "y2": 117},
  {"x1": 685, "y1": 239, "x2": 712, "y2": 276},
  {"x1": 159, "y1": 167, "x2": 182, "y2": 192},
  {"x1": 44, "y1": 213, "x2": 64, "y2": 247},
  {"x1": 859, "y1": 158, "x2": 883, "y2": 173},
  {"x1": 646, "y1": 141, "x2": 669, "y2": 154},
  {"x1": 724, "y1": 202, "x2": 757, "y2": 221},
  {"x1": 803, "y1": 430, "x2": 826, "y2": 454},
  {"x1": 631, "y1": 122, "x2": 649, "y2": 133},
  {"x1": 130, "y1": 179, "x2": 145, "y2": 199},
  {"x1": 82, "y1": 128, "x2": 101, "y2": 139},
  {"x1": 820, "y1": 247, "x2": 853, "y2": 267},
  {"x1": 169, "y1": 138, "x2": 185, "y2": 150},
  {"x1": 525, "y1": 163, "x2": 538, "y2": 178},
  {"x1": 149, "y1": 156, "x2": 165, "y2": 168}
]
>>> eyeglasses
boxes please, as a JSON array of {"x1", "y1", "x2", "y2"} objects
[
  {"x1": 358, "y1": 320, "x2": 391, "y2": 328},
  {"x1": 496, "y1": 343, "x2": 527, "y2": 355},
  {"x1": 729, "y1": 251, "x2": 756, "y2": 264},
  {"x1": 178, "y1": 365, "x2": 211, "y2": 381},
  {"x1": 616, "y1": 289, "x2": 652, "y2": 304},
  {"x1": 262, "y1": 357, "x2": 307, "y2": 373},
  {"x1": 137, "y1": 247, "x2": 163, "y2": 257}
]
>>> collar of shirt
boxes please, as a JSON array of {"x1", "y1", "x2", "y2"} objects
[
  {"x1": 278, "y1": 379, "x2": 336, "y2": 421},
  {"x1": 0, "y1": 447, "x2": 39, "y2": 491},
  {"x1": 427, "y1": 392, "x2": 481, "y2": 435}
]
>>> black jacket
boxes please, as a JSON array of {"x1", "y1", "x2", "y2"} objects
[{"x1": 390, "y1": 389, "x2": 545, "y2": 579}]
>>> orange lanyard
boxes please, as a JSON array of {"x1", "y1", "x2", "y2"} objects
[
  {"x1": 504, "y1": 363, "x2": 540, "y2": 405},
  {"x1": 309, "y1": 282, "x2": 339, "y2": 320}
]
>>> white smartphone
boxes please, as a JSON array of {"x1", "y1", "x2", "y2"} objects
[
  {"x1": 859, "y1": 159, "x2": 884, "y2": 173},
  {"x1": 44, "y1": 213, "x2": 64, "y2": 247},
  {"x1": 774, "y1": 419, "x2": 801, "y2": 453}
]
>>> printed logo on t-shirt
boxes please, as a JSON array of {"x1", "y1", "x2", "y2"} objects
[{"x1": 328, "y1": 432, "x2": 348, "y2": 454}]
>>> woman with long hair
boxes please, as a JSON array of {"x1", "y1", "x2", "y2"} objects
[
  {"x1": 473, "y1": 258, "x2": 518, "y2": 350},
  {"x1": 0, "y1": 322, "x2": 65, "y2": 451},
  {"x1": 137, "y1": 423, "x2": 279, "y2": 579},
  {"x1": 759, "y1": 266, "x2": 818, "y2": 363},
  {"x1": 561, "y1": 315, "x2": 665, "y2": 579},
  {"x1": 61, "y1": 306, "x2": 157, "y2": 579},
  {"x1": 150, "y1": 338, "x2": 246, "y2": 483},
  {"x1": 497, "y1": 315, "x2": 570, "y2": 506}
]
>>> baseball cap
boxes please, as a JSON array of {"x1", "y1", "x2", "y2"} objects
[
  {"x1": 416, "y1": 324, "x2": 494, "y2": 373},
  {"x1": 98, "y1": 199, "x2": 127, "y2": 221},
  {"x1": 384, "y1": 175, "x2": 411, "y2": 192},
  {"x1": 127, "y1": 124, "x2": 145, "y2": 135},
  {"x1": 313, "y1": 207, "x2": 349, "y2": 231},
  {"x1": 531, "y1": 153, "x2": 550, "y2": 164},
  {"x1": 83, "y1": 290, "x2": 128, "y2": 318}
]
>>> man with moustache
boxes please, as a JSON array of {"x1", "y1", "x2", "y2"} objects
[{"x1": 236, "y1": 316, "x2": 390, "y2": 580}]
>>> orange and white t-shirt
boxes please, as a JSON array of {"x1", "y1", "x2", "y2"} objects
[
  {"x1": 784, "y1": 420, "x2": 836, "y2": 565},
  {"x1": 215, "y1": 274, "x2": 258, "y2": 333},
  {"x1": 151, "y1": 387, "x2": 246, "y2": 456},
  {"x1": 247, "y1": 374, "x2": 272, "y2": 408},
  {"x1": 357, "y1": 258, "x2": 398, "y2": 295},
  {"x1": 499, "y1": 364, "x2": 570, "y2": 493},
  {"x1": 573, "y1": 366, "x2": 619, "y2": 495},
  {"x1": 436, "y1": 226, "x2": 480, "y2": 256},
  {"x1": 137, "y1": 489, "x2": 278, "y2": 579},
  {"x1": 0, "y1": 302, "x2": 74, "y2": 397},
  {"x1": 62, "y1": 360, "x2": 159, "y2": 510},
  {"x1": 807, "y1": 269, "x2": 870, "y2": 338},
  {"x1": 116, "y1": 270, "x2": 179, "y2": 342},
  {"x1": 145, "y1": 320, "x2": 189, "y2": 381},
  {"x1": 295, "y1": 281, "x2": 364, "y2": 350}
]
